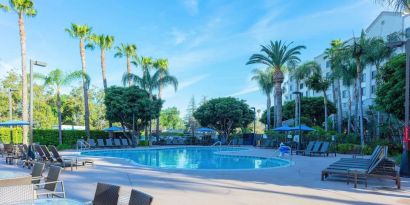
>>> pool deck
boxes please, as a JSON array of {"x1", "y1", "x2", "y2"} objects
[{"x1": 1, "y1": 146, "x2": 409, "y2": 205}]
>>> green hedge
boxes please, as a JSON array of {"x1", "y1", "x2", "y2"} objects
[{"x1": 0, "y1": 128, "x2": 109, "y2": 146}]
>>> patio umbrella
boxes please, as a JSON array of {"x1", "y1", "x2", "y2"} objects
[
  {"x1": 103, "y1": 126, "x2": 127, "y2": 132},
  {"x1": 290, "y1": 125, "x2": 315, "y2": 132},
  {"x1": 0, "y1": 120, "x2": 30, "y2": 144},
  {"x1": 272, "y1": 125, "x2": 293, "y2": 132},
  {"x1": 196, "y1": 127, "x2": 216, "y2": 133}
]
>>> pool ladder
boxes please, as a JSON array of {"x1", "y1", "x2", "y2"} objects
[{"x1": 212, "y1": 141, "x2": 222, "y2": 147}]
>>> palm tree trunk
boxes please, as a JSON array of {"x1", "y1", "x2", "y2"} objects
[
  {"x1": 355, "y1": 58, "x2": 364, "y2": 148},
  {"x1": 266, "y1": 95, "x2": 271, "y2": 130},
  {"x1": 354, "y1": 79, "x2": 359, "y2": 134},
  {"x1": 18, "y1": 13, "x2": 28, "y2": 144},
  {"x1": 57, "y1": 90, "x2": 63, "y2": 145},
  {"x1": 336, "y1": 80, "x2": 343, "y2": 133},
  {"x1": 347, "y1": 86, "x2": 352, "y2": 135},
  {"x1": 100, "y1": 48, "x2": 112, "y2": 128},
  {"x1": 80, "y1": 38, "x2": 91, "y2": 140},
  {"x1": 331, "y1": 80, "x2": 337, "y2": 130},
  {"x1": 272, "y1": 92, "x2": 276, "y2": 128},
  {"x1": 323, "y1": 90, "x2": 328, "y2": 131},
  {"x1": 156, "y1": 77, "x2": 163, "y2": 138},
  {"x1": 295, "y1": 80, "x2": 299, "y2": 127},
  {"x1": 127, "y1": 56, "x2": 131, "y2": 87},
  {"x1": 275, "y1": 81, "x2": 283, "y2": 127}
]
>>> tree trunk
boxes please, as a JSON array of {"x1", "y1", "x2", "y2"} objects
[
  {"x1": 156, "y1": 75, "x2": 163, "y2": 138},
  {"x1": 57, "y1": 90, "x2": 63, "y2": 145},
  {"x1": 354, "y1": 79, "x2": 359, "y2": 134},
  {"x1": 331, "y1": 80, "x2": 337, "y2": 130},
  {"x1": 101, "y1": 48, "x2": 112, "y2": 129},
  {"x1": 273, "y1": 69, "x2": 284, "y2": 127},
  {"x1": 127, "y1": 56, "x2": 131, "y2": 87},
  {"x1": 323, "y1": 90, "x2": 328, "y2": 131},
  {"x1": 355, "y1": 58, "x2": 365, "y2": 148},
  {"x1": 336, "y1": 79, "x2": 343, "y2": 133},
  {"x1": 347, "y1": 86, "x2": 352, "y2": 135},
  {"x1": 266, "y1": 95, "x2": 271, "y2": 130},
  {"x1": 295, "y1": 80, "x2": 299, "y2": 127},
  {"x1": 18, "y1": 13, "x2": 28, "y2": 144},
  {"x1": 272, "y1": 92, "x2": 276, "y2": 128},
  {"x1": 80, "y1": 39, "x2": 91, "y2": 140}
]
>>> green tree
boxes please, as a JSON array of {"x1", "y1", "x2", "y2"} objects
[
  {"x1": 251, "y1": 68, "x2": 274, "y2": 130},
  {"x1": 65, "y1": 23, "x2": 93, "y2": 140},
  {"x1": 340, "y1": 59, "x2": 357, "y2": 135},
  {"x1": 1, "y1": 0, "x2": 37, "y2": 144},
  {"x1": 375, "y1": 0, "x2": 410, "y2": 11},
  {"x1": 114, "y1": 43, "x2": 137, "y2": 86},
  {"x1": 194, "y1": 97, "x2": 254, "y2": 142},
  {"x1": 304, "y1": 62, "x2": 331, "y2": 131},
  {"x1": 185, "y1": 96, "x2": 199, "y2": 137},
  {"x1": 160, "y1": 107, "x2": 184, "y2": 130},
  {"x1": 375, "y1": 54, "x2": 405, "y2": 121},
  {"x1": 35, "y1": 69, "x2": 84, "y2": 144},
  {"x1": 247, "y1": 41, "x2": 305, "y2": 127},
  {"x1": 104, "y1": 86, "x2": 162, "y2": 145}
]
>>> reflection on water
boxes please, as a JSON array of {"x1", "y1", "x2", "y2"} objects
[{"x1": 83, "y1": 147, "x2": 289, "y2": 170}]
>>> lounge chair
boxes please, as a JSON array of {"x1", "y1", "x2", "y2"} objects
[
  {"x1": 295, "y1": 141, "x2": 315, "y2": 155},
  {"x1": 91, "y1": 183, "x2": 121, "y2": 205},
  {"x1": 49, "y1": 145, "x2": 77, "y2": 170},
  {"x1": 121, "y1": 139, "x2": 130, "y2": 147},
  {"x1": 306, "y1": 141, "x2": 322, "y2": 156},
  {"x1": 129, "y1": 189, "x2": 153, "y2": 205},
  {"x1": 113, "y1": 139, "x2": 122, "y2": 148},
  {"x1": 41, "y1": 145, "x2": 56, "y2": 163},
  {"x1": 88, "y1": 139, "x2": 97, "y2": 148},
  {"x1": 97, "y1": 139, "x2": 105, "y2": 148},
  {"x1": 35, "y1": 165, "x2": 65, "y2": 198},
  {"x1": 34, "y1": 145, "x2": 49, "y2": 162},
  {"x1": 312, "y1": 141, "x2": 331, "y2": 157},
  {"x1": 106, "y1": 139, "x2": 114, "y2": 148},
  {"x1": 31, "y1": 162, "x2": 45, "y2": 185}
]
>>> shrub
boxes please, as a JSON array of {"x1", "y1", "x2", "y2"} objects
[
  {"x1": 56, "y1": 144, "x2": 72, "y2": 151},
  {"x1": 336, "y1": 143, "x2": 356, "y2": 154},
  {"x1": 138, "y1": 140, "x2": 149, "y2": 146}
]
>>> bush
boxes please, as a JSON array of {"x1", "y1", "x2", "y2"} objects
[
  {"x1": 0, "y1": 127, "x2": 23, "y2": 144},
  {"x1": 56, "y1": 144, "x2": 72, "y2": 151},
  {"x1": 138, "y1": 140, "x2": 149, "y2": 146},
  {"x1": 336, "y1": 143, "x2": 356, "y2": 154}
]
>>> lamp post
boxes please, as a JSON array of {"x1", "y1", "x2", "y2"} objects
[
  {"x1": 29, "y1": 59, "x2": 47, "y2": 144},
  {"x1": 251, "y1": 107, "x2": 256, "y2": 142},
  {"x1": 293, "y1": 91, "x2": 302, "y2": 150},
  {"x1": 386, "y1": 27, "x2": 410, "y2": 177}
]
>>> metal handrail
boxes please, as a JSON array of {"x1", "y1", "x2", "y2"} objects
[
  {"x1": 76, "y1": 140, "x2": 90, "y2": 151},
  {"x1": 211, "y1": 141, "x2": 222, "y2": 147}
]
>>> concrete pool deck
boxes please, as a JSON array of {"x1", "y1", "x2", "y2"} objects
[{"x1": 1, "y1": 146, "x2": 409, "y2": 205}]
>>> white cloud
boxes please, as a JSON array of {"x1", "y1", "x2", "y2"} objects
[
  {"x1": 181, "y1": 0, "x2": 199, "y2": 15},
  {"x1": 0, "y1": 58, "x2": 19, "y2": 80},
  {"x1": 162, "y1": 73, "x2": 209, "y2": 99},
  {"x1": 229, "y1": 85, "x2": 259, "y2": 97}
]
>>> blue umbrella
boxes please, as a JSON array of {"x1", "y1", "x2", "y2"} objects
[
  {"x1": 272, "y1": 125, "x2": 293, "y2": 132},
  {"x1": 196, "y1": 127, "x2": 215, "y2": 133},
  {"x1": 103, "y1": 126, "x2": 127, "y2": 132},
  {"x1": 290, "y1": 125, "x2": 315, "y2": 132},
  {"x1": 0, "y1": 120, "x2": 29, "y2": 126}
]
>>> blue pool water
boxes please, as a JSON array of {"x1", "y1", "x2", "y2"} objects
[{"x1": 81, "y1": 147, "x2": 290, "y2": 170}]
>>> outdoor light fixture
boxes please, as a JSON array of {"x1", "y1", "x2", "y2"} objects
[{"x1": 29, "y1": 59, "x2": 47, "y2": 144}]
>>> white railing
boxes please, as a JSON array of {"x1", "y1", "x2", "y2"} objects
[
  {"x1": 211, "y1": 141, "x2": 222, "y2": 147},
  {"x1": 76, "y1": 140, "x2": 90, "y2": 151}
]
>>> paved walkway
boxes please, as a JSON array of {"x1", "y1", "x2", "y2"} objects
[{"x1": 1, "y1": 146, "x2": 409, "y2": 205}]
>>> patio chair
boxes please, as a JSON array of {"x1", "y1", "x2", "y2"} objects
[
  {"x1": 97, "y1": 139, "x2": 105, "y2": 148},
  {"x1": 31, "y1": 162, "x2": 45, "y2": 185},
  {"x1": 113, "y1": 139, "x2": 122, "y2": 148},
  {"x1": 49, "y1": 145, "x2": 75, "y2": 169},
  {"x1": 121, "y1": 139, "x2": 130, "y2": 147},
  {"x1": 306, "y1": 141, "x2": 322, "y2": 156},
  {"x1": 91, "y1": 182, "x2": 121, "y2": 205},
  {"x1": 105, "y1": 139, "x2": 114, "y2": 148},
  {"x1": 0, "y1": 184, "x2": 35, "y2": 204},
  {"x1": 17, "y1": 145, "x2": 31, "y2": 167},
  {"x1": 41, "y1": 145, "x2": 56, "y2": 163},
  {"x1": 129, "y1": 189, "x2": 153, "y2": 205},
  {"x1": 88, "y1": 139, "x2": 97, "y2": 148},
  {"x1": 295, "y1": 141, "x2": 315, "y2": 155},
  {"x1": 35, "y1": 165, "x2": 65, "y2": 198},
  {"x1": 312, "y1": 141, "x2": 331, "y2": 157},
  {"x1": 3, "y1": 144, "x2": 14, "y2": 156},
  {"x1": 34, "y1": 145, "x2": 49, "y2": 162}
]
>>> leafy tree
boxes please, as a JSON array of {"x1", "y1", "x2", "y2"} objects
[
  {"x1": 375, "y1": 54, "x2": 405, "y2": 121},
  {"x1": 194, "y1": 97, "x2": 254, "y2": 142},
  {"x1": 35, "y1": 69, "x2": 83, "y2": 144},
  {"x1": 260, "y1": 97, "x2": 336, "y2": 127},
  {"x1": 160, "y1": 107, "x2": 184, "y2": 130},
  {"x1": 251, "y1": 68, "x2": 273, "y2": 130},
  {"x1": 375, "y1": 0, "x2": 410, "y2": 11},
  {"x1": 65, "y1": 23, "x2": 93, "y2": 140},
  {"x1": 1, "y1": 0, "x2": 38, "y2": 144},
  {"x1": 114, "y1": 43, "x2": 137, "y2": 86},
  {"x1": 104, "y1": 86, "x2": 162, "y2": 145},
  {"x1": 247, "y1": 40, "x2": 305, "y2": 127},
  {"x1": 340, "y1": 59, "x2": 357, "y2": 134}
]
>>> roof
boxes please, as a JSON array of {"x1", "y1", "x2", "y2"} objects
[{"x1": 365, "y1": 11, "x2": 403, "y2": 33}]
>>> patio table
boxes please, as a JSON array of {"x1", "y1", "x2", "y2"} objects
[
  {"x1": 9, "y1": 198, "x2": 84, "y2": 205},
  {"x1": 0, "y1": 170, "x2": 31, "y2": 187}
]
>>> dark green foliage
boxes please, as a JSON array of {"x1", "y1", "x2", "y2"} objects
[
  {"x1": 104, "y1": 86, "x2": 162, "y2": 136},
  {"x1": 193, "y1": 97, "x2": 254, "y2": 140},
  {"x1": 375, "y1": 54, "x2": 405, "y2": 120},
  {"x1": 260, "y1": 97, "x2": 336, "y2": 126}
]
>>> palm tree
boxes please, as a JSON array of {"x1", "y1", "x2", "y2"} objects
[
  {"x1": 65, "y1": 23, "x2": 93, "y2": 140},
  {"x1": 247, "y1": 41, "x2": 305, "y2": 127},
  {"x1": 251, "y1": 68, "x2": 274, "y2": 130},
  {"x1": 1, "y1": 0, "x2": 37, "y2": 144},
  {"x1": 114, "y1": 43, "x2": 137, "y2": 86},
  {"x1": 324, "y1": 39, "x2": 344, "y2": 134},
  {"x1": 340, "y1": 60, "x2": 357, "y2": 135},
  {"x1": 35, "y1": 69, "x2": 84, "y2": 144},
  {"x1": 153, "y1": 58, "x2": 178, "y2": 136},
  {"x1": 304, "y1": 62, "x2": 331, "y2": 131},
  {"x1": 86, "y1": 34, "x2": 115, "y2": 91},
  {"x1": 375, "y1": 0, "x2": 410, "y2": 11}
]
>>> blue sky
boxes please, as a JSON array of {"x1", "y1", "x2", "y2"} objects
[{"x1": 0, "y1": 0, "x2": 387, "y2": 117}]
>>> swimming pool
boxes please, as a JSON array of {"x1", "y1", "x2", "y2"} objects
[{"x1": 81, "y1": 147, "x2": 290, "y2": 170}]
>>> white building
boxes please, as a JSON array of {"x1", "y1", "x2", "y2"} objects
[{"x1": 282, "y1": 11, "x2": 408, "y2": 117}]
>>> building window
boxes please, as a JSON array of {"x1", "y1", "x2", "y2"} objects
[
  {"x1": 361, "y1": 74, "x2": 366, "y2": 82},
  {"x1": 289, "y1": 85, "x2": 293, "y2": 92},
  {"x1": 326, "y1": 61, "x2": 330, "y2": 68},
  {"x1": 305, "y1": 91, "x2": 309, "y2": 97},
  {"x1": 300, "y1": 83, "x2": 304, "y2": 89},
  {"x1": 372, "y1": 71, "x2": 377, "y2": 79},
  {"x1": 342, "y1": 90, "x2": 348, "y2": 98},
  {"x1": 371, "y1": 85, "x2": 376, "y2": 94},
  {"x1": 361, "y1": 87, "x2": 366, "y2": 96}
]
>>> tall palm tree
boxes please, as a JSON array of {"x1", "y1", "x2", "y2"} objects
[
  {"x1": 365, "y1": 37, "x2": 392, "y2": 138},
  {"x1": 1, "y1": 0, "x2": 37, "y2": 144},
  {"x1": 375, "y1": 0, "x2": 410, "y2": 11},
  {"x1": 86, "y1": 34, "x2": 115, "y2": 91},
  {"x1": 114, "y1": 43, "x2": 137, "y2": 86},
  {"x1": 153, "y1": 58, "x2": 178, "y2": 136},
  {"x1": 340, "y1": 59, "x2": 357, "y2": 135},
  {"x1": 251, "y1": 68, "x2": 274, "y2": 130},
  {"x1": 304, "y1": 62, "x2": 331, "y2": 131},
  {"x1": 35, "y1": 69, "x2": 85, "y2": 144},
  {"x1": 247, "y1": 41, "x2": 305, "y2": 127},
  {"x1": 324, "y1": 39, "x2": 344, "y2": 134},
  {"x1": 65, "y1": 23, "x2": 92, "y2": 140}
]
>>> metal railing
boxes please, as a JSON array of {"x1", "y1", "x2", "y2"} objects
[
  {"x1": 76, "y1": 140, "x2": 90, "y2": 151},
  {"x1": 211, "y1": 141, "x2": 222, "y2": 147}
]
